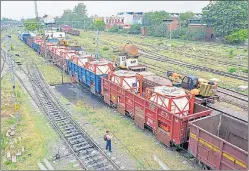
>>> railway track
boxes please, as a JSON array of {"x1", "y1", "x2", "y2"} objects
[
  {"x1": 118, "y1": 40, "x2": 247, "y2": 68},
  {"x1": 13, "y1": 60, "x2": 120, "y2": 170},
  {"x1": 93, "y1": 39, "x2": 249, "y2": 103},
  {"x1": 142, "y1": 60, "x2": 248, "y2": 110},
  {"x1": 100, "y1": 38, "x2": 248, "y2": 81}
]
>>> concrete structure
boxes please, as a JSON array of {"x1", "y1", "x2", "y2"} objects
[
  {"x1": 188, "y1": 19, "x2": 214, "y2": 41},
  {"x1": 104, "y1": 16, "x2": 124, "y2": 29},
  {"x1": 117, "y1": 12, "x2": 143, "y2": 25},
  {"x1": 42, "y1": 15, "x2": 55, "y2": 24},
  {"x1": 163, "y1": 16, "x2": 180, "y2": 31},
  {"x1": 92, "y1": 12, "x2": 143, "y2": 30}
]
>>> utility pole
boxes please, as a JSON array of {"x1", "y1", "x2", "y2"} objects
[
  {"x1": 34, "y1": 1, "x2": 39, "y2": 30},
  {"x1": 169, "y1": 23, "x2": 172, "y2": 40},
  {"x1": 95, "y1": 30, "x2": 100, "y2": 59},
  {"x1": 6, "y1": 35, "x2": 20, "y2": 127},
  {"x1": 237, "y1": 55, "x2": 243, "y2": 75}
]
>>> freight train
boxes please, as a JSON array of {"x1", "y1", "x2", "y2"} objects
[
  {"x1": 19, "y1": 32, "x2": 248, "y2": 170},
  {"x1": 59, "y1": 25, "x2": 80, "y2": 36}
]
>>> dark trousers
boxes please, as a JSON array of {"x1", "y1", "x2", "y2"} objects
[{"x1": 106, "y1": 140, "x2": 112, "y2": 152}]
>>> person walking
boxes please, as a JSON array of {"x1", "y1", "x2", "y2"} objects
[{"x1": 104, "y1": 130, "x2": 112, "y2": 153}]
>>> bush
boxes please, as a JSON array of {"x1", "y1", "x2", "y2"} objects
[
  {"x1": 242, "y1": 68, "x2": 248, "y2": 73},
  {"x1": 128, "y1": 24, "x2": 142, "y2": 35},
  {"x1": 225, "y1": 29, "x2": 248, "y2": 44},
  {"x1": 102, "y1": 46, "x2": 109, "y2": 51},
  {"x1": 146, "y1": 23, "x2": 168, "y2": 37},
  {"x1": 171, "y1": 28, "x2": 207, "y2": 41},
  {"x1": 228, "y1": 49, "x2": 234, "y2": 59},
  {"x1": 172, "y1": 29, "x2": 187, "y2": 39},
  {"x1": 228, "y1": 67, "x2": 237, "y2": 73},
  {"x1": 108, "y1": 25, "x2": 120, "y2": 33}
]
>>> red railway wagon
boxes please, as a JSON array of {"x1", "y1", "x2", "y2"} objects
[
  {"x1": 60, "y1": 49, "x2": 78, "y2": 71},
  {"x1": 101, "y1": 76, "x2": 212, "y2": 146},
  {"x1": 47, "y1": 45, "x2": 59, "y2": 60},
  {"x1": 40, "y1": 42, "x2": 57, "y2": 58},
  {"x1": 67, "y1": 29, "x2": 80, "y2": 36},
  {"x1": 52, "y1": 46, "x2": 71, "y2": 68},
  {"x1": 188, "y1": 114, "x2": 248, "y2": 170},
  {"x1": 86, "y1": 61, "x2": 115, "y2": 75}
]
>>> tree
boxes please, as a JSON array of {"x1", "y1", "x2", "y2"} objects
[
  {"x1": 224, "y1": 29, "x2": 248, "y2": 44},
  {"x1": 55, "y1": 3, "x2": 92, "y2": 29},
  {"x1": 179, "y1": 11, "x2": 196, "y2": 27},
  {"x1": 24, "y1": 18, "x2": 41, "y2": 31},
  {"x1": 142, "y1": 11, "x2": 171, "y2": 26},
  {"x1": 202, "y1": 1, "x2": 248, "y2": 37},
  {"x1": 72, "y1": 3, "x2": 88, "y2": 28},
  {"x1": 108, "y1": 24, "x2": 122, "y2": 32},
  {"x1": 92, "y1": 20, "x2": 105, "y2": 31},
  {"x1": 128, "y1": 24, "x2": 142, "y2": 34},
  {"x1": 179, "y1": 11, "x2": 196, "y2": 21},
  {"x1": 146, "y1": 23, "x2": 168, "y2": 37}
]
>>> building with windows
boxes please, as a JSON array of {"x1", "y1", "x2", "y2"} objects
[{"x1": 92, "y1": 12, "x2": 143, "y2": 30}]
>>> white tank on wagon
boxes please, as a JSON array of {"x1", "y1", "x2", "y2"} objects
[
  {"x1": 111, "y1": 70, "x2": 140, "y2": 90},
  {"x1": 149, "y1": 86, "x2": 190, "y2": 116},
  {"x1": 137, "y1": 71, "x2": 155, "y2": 77},
  {"x1": 88, "y1": 60, "x2": 113, "y2": 75}
]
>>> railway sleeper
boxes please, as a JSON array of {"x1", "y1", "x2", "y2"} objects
[
  {"x1": 60, "y1": 124, "x2": 74, "y2": 130},
  {"x1": 74, "y1": 144, "x2": 94, "y2": 152},
  {"x1": 73, "y1": 141, "x2": 90, "y2": 149},
  {"x1": 63, "y1": 127, "x2": 78, "y2": 132},
  {"x1": 67, "y1": 135, "x2": 82, "y2": 141},
  {"x1": 49, "y1": 111, "x2": 61, "y2": 116},
  {"x1": 51, "y1": 112, "x2": 60, "y2": 117},
  {"x1": 53, "y1": 114, "x2": 64, "y2": 119},
  {"x1": 69, "y1": 138, "x2": 86, "y2": 145},
  {"x1": 54, "y1": 117, "x2": 67, "y2": 121},
  {"x1": 78, "y1": 148, "x2": 95, "y2": 156},
  {"x1": 95, "y1": 165, "x2": 114, "y2": 170},
  {"x1": 65, "y1": 132, "x2": 80, "y2": 138},
  {"x1": 85, "y1": 156, "x2": 104, "y2": 165},
  {"x1": 81, "y1": 152, "x2": 99, "y2": 160},
  {"x1": 63, "y1": 129, "x2": 79, "y2": 135},
  {"x1": 88, "y1": 159, "x2": 109, "y2": 169},
  {"x1": 57, "y1": 120, "x2": 71, "y2": 126}
]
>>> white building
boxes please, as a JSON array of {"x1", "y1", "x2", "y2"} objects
[
  {"x1": 116, "y1": 12, "x2": 143, "y2": 25},
  {"x1": 42, "y1": 15, "x2": 55, "y2": 24}
]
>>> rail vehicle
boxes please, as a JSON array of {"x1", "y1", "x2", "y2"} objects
[
  {"x1": 166, "y1": 71, "x2": 220, "y2": 105},
  {"x1": 59, "y1": 25, "x2": 80, "y2": 36},
  {"x1": 112, "y1": 43, "x2": 147, "y2": 72},
  {"x1": 19, "y1": 32, "x2": 248, "y2": 170}
]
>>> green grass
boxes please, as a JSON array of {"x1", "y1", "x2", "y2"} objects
[
  {"x1": 1, "y1": 74, "x2": 59, "y2": 170},
  {"x1": 72, "y1": 31, "x2": 248, "y2": 95},
  {"x1": 71, "y1": 101, "x2": 195, "y2": 170},
  {"x1": 10, "y1": 34, "x2": 71, "y2": 85}
]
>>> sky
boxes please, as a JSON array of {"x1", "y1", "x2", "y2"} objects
[{"x1": 1, "y1": 1, "x2": 210, "y2": 20}]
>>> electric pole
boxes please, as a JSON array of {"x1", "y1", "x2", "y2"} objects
[
  {"x1": 34, "y1": 1, "x2": 47, "y2": 59},
  {"x1": 34, "y1": 1, "x2": 39, "y2": 29},
  {"x1": 6, "y1": 35, "x2": 20, "y2": 127},
  {"x1": 95, "y1": 30, "x2": 100, "y2": 59}
]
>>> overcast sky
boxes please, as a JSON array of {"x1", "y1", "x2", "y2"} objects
[{"x1": 1, "y1": 1, "x2": 210, "y2": 20}]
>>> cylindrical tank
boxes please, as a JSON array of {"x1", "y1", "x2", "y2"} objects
[
  {"x1": 119, "y1": 44, "x2": 138, "y2": 57},
  {"x1": 149, "y1": 86, "x2": 191, "y2": 116},
  {"x1": 111, "y1": 70, "x2": 139, "y2": 90},
  {"x1": 88, "y1": 60, "x2": 113, "y2": 75},
  {"x1": 138, "y1": 71, "x2": 156, "y2": 77}
]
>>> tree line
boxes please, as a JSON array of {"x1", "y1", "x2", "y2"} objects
[{"x1": 23, "y1": 1, "x2": 248, "y2": 44}]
